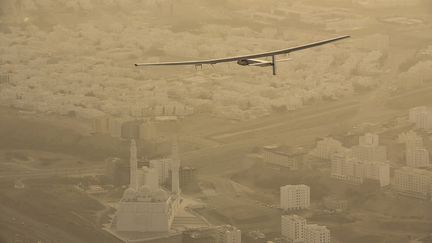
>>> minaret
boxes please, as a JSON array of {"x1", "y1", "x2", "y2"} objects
[
  {"x1": 129, "y1": 139, "x2": 138, "y2": 189},
  {"x1": 171, "y1": 138, "x2": 181, "y2": 194}
]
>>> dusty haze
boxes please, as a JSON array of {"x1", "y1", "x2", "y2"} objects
[{"x1": 0, "y1": 0, "x2": 432, "y2": 243}]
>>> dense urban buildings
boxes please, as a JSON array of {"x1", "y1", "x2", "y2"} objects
[
  {"x1": 330, "y1": 133, "x2": 390, "y2": 187},
  {"x1": 280, "y1": 185, "x2": 311, "y2": 210}
]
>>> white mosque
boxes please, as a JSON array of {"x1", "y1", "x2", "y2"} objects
[{"x1": 113, "y1": 139, "x2": 181, "y2": 233}]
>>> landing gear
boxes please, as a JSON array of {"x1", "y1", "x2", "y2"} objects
[{"x1": 271, "y1": 55, "x2": 276, "y2": 75}]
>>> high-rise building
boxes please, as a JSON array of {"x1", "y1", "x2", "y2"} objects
[
  {"x1": 351, "y1": 145, "x2": 387, "y2": 163},
  {"x1": 406, "y1": 148, "x2": 430, "y2": 168},
  {"x1": 121, "y1": 120, "x2": 141, "y2": 139},
  {"x1": 179, "y1": 166, "x2": 197, "y2": 188},
  {"x1": 397, "y1": 130, "x2": 430, "y2": 168},
  {"x1": 331, "y1": 153, "x2": 364, "y2": 185},
  {"x1": 92, "y1": 115, "x2": 111, "y2": 134},
  {"x1": 105, "y1": 157, "x2": 129, "y2": 186},
  {"x1": 150, "y1": 158, "x2": 173, "y2": 186},
  {"x1": 363, "y1": 161, "x2": 390, "y2": 187},
  {"x1": 402, "y1": 131, "x2": 424, "y2": 150},
  {"x1": 409, "y1": 106, "x2": 430, "y2": 123},
  {"x1": 129, "y1": 139, "x2": 138, "y2": 190},
  {"x1": 215, "y1": 225, "x2": 241, "y2": 243},
  {"x1": 359, "y1": 133, "x2": 379, "y2": 147},
  {"x1": 409, "y1": 106, "x2": 432, "y2": 131},
  {"x1": 393, "y1": 167, "x2": 432, "y2": 200},
  {"x1": 109, "y1": 118, "x2": 124, "y2": 138},
  {"x1": 351, "y1": 133, "x2": 387, "y2": 163},
  {"x1": 281, "y1": 215, "x2": 306, "y2": 243},
  {"x1": 313, "y1": 137, "x2": 345, "y2": 160},
  {"x1": 171, "y1": 138, "x2": 181, "y2": 194},
  {"x1": 280, "y1": 185, "x2": 310, "y2": 210},
  {"x1": 304, "y1": 224, "x2": 330, "y2": 243}
]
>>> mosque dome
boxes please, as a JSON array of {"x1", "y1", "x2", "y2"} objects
[
  {"x1": 138, "y1": 185, "x2": 152, "y2": 196},
  {"x1": 123, "y1": 187, "x2": 137, "y2": 201},
  {"x1": 152, "y1": 188, "x2": 169, "y2": 202}
]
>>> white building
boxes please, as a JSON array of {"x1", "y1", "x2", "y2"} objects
[
  {"x1": 409, "y1": 106, "x2": 432, "y2": 131},
  {"x1": 281, "y1": 215, "x2": 306, "y2": 243},
  {"x1": 331, "y1": 153, "x2": 364, "y2": 185},
  {"x1": 399, "y1": 130, "x2": 423, "y2": 150},
  {"x1": 312, "y1": 137, "x2": 345, "y2": 160},
  {"x1": 398, "y1": 130, "x2": 430, "y2": 168},
  {"x1": 305, "y1": 224, "x2": 330, "y2": 243},
  {"x1": 351, "y1": 145, "x2": 387, "y2": 163},
  {"x1": 216, "y1": 225, "x2": 241, "y2": 243},
  {"x1": 393, "y1": 167, "x2": 432, "y2": 200},
  {"x1": 262, "y1": 145, "x2": 304, "y2": 170},
  {"x1": 406, "y1": 148, "x2": 430, "y2": 168},
  {"x1": 410, "y1": 106, "x2": 431, "y2": 122},
  {"x1": 351, "y1": 133, "x2": 387, "y2": 163},
  {"x1": 280, "y1": 185, "x2": 310, "y2": 210},
  {"x1": 363, "y1": 161, "x2": 390, "y2": 187}
]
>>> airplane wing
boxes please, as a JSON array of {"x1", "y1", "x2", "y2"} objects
[{"x1": 134, "y1": 35, "x2": 350, "y2": 67}]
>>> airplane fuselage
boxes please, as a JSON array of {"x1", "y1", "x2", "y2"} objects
[{"x1": 236, "y1": 59, "x2": 273, "y2": 67}]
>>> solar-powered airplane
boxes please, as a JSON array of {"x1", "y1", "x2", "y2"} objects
[{"x1": 135, "y1": 35, "x2": 350, "y2": 75}]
